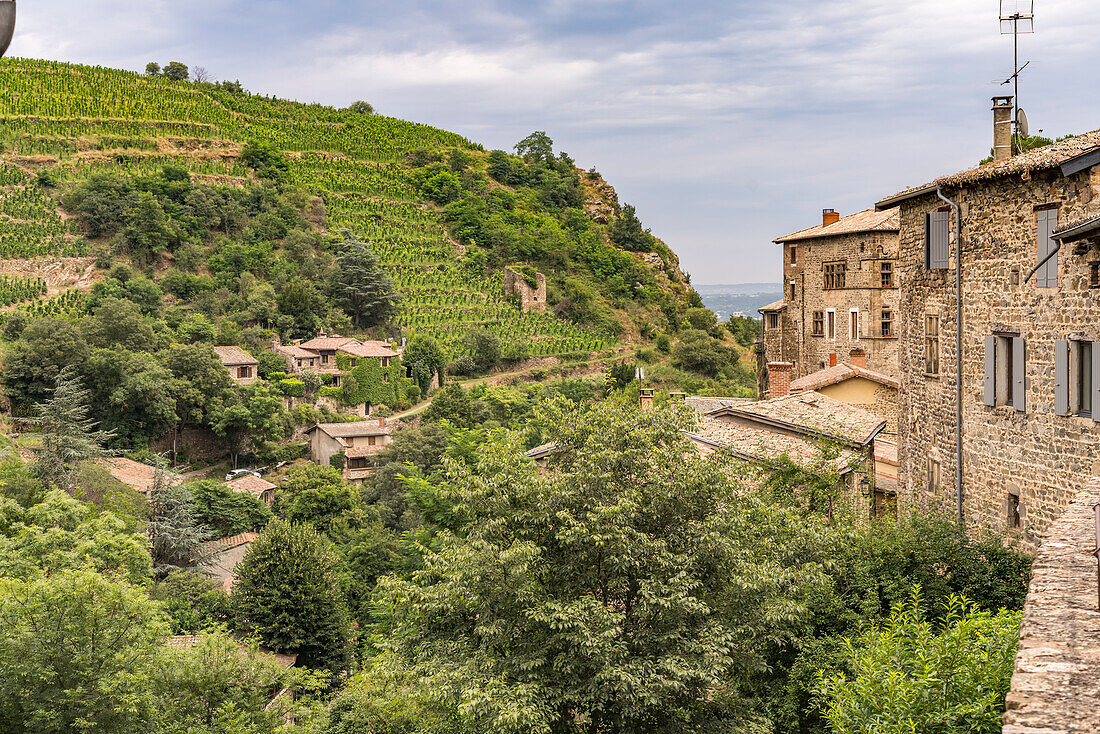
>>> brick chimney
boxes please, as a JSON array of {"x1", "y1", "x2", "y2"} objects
[
  {"x1": 849, "y1": 348, "x2": 866, "y2": 368},
  {"x1": 378, "y1": 416, "x2": 386, "y2": 428},
  {"x1": 767, "y1": 362, "x2": 793, "y2": 398},
  {"x1": 640, "y1": 387, "x2": 655, "y2": 412},
  {"x1": 992, "y1": 96, "x2": 1014, "y2": 162},
  {"x1": 669, "y1": 391, "x2": 687, "y2": 403},
  {"x1": 822, "y1": 208, "x2": 840, "y2": 226}
]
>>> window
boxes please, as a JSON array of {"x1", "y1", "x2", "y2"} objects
[
  {"x1": 1007, "y1": 493, "x2": 1022, "y2": 529},
  {"x1": 1091, "y1": 262, "x2": 1100, "y2": 288},
  {"x1": 367, "y1": 436, "x2": 377, "y2": 446},
  {"x1": 983, "y1": 334, "x2": 1026, "y2": 411},
  {"x1": 347, "y1": 457, "x2": 369, "y2": 470},
  {"x1": 924, "y1": 315, "x2": 940, "y2": 375},
  {"x1": 873, "y1": 490, "x2": 897, "y2": 519},
  {"x1": 927, "y1": 457, "x2": 941, "y2": 495},
  {"x1": 826, "y1": 309, "x2": 836, "y2": 340},
  {"x1": 924, "y1": 210, "x2": 949, "y2": 269},
  {"x1": 1035, "y1": 207, "x2": 1059, "y2": 287},
  {"x1": 383, "y1": 373, "x2": 390, "y2": 383},
  {"x1": 238, "y1": 366, "x2": 250, "y2": 379},
  {"x1": 789, "y1": 281, "x2": 796, "y2": 301},
  {"x1": 1054, "y1": 339, "x2": 1099, "y2": 419},
  {"x1": 766, "y1": 312, "x2": 779, "y2": 329},
  {"x1": 824, "y1": 262, "x2": 846, "y2": 289},
  {"x1": 849, "y1": 309, "x2": 859, "y2": 341},
  {"x1": 789, "y1": 245, "x2": 797, "y2": 264},
  {"x1": 879, "y1": 308, "x2": 893, "y2": 338},
  {"x1": 879, "y1": 260, "x2": 895, "y2": 288},
  {"x1": 812, "y1": 311, "x2": 824, "y2": 336},
  {"x1": 381, "y1": 357, "x2": 391, "y2": 368},
  {"x1": 348, "y1": 358, "x2": 358, "y2": 368}
]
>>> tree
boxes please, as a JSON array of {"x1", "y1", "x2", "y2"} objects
[
  {"x1": 422, "y1": 381, "x2": 474, "y2": 427},
  {"x1": 673, "y1": 329, "x2": 735, "y2": 378},
  {"x1": 276, "y1": 464, "x2": 359, "y2": 534},
  {"x1": 4, "y1": 316, "x2": 89, "y2": 408},
  {"x1": 150, "y1": 569, "x2": 231, "y2": 634},
  {"x1": 684, "y1": 306, "x2": 718, "y2": 331},
  {"x1": 30, "y1": 367, "x2": 114, "y2": 492},
  {"x1": 145, "y1": 62, "x2": 161, "y2": 75},
  {"x1": 403, "y1": 334, "x2": 446, "y2": 393},
  {"x1": 348, "y1": 100, "x2": 375, "y2": 115},
  {"x1": 514, "y1": 131, "x2": 554, "y2": 164},
  {"x1": 819, "y1": 591, "x2": 1021, "y2": 734},
  {"x1": 241, "y1": 139, "x2": 289, "y2": 182},
  {"x1": 191, "y1": 65, "x2": 212, "y2": 83},
  {"x1": 464, "y1": 328, "x2": 501, "y2": 370},
  {"x1": 213, "y1": 383, "x2": 287, "y2": 469},
  {"x1": 609, "y1": 203, "x2": 654, "y2": 252},
  {"x1": 329, "y1": 231, "x2": 400, "y2": 327},
  {"x1": 82, "y1": 297, "x2": 159, "y2": 351},
  {"x1": 233, "y1": 519, "x2": 353, "y2": 671},
  {"x1": 0, "y1": 569, "x2": 168, "y2": 734},
  {"x1": 186, "y1": 479, "x2": 272, "y2": 538},
  {"x1": 147, "y1": 469, "x2": 210, "y2": 577},
  {"x1": 176, "y1": 312, "x2": 217, "y2": 343},
  {"x1": 374, "y1": 398, "x2": 829, "y2": 733},
  {"x1": 162, "y1": 342, "x2": 234, "y2": 432},
  {"x1": 163, "y1": 61, "x2": 189, "y2": 81}
]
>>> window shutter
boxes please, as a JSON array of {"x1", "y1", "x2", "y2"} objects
[
  {"x1": 1036, "y1": 209, "x2": 1059, "y2": 287},
  {"x1": 924, "y1": 213, "x2": 932, "y2": 269},
  {"x1": 1012, "y1": 337, "x2": 1026, "y2": 412},
  {"x1": 1054, "y1": 339, "x2": 1070, "y2": 416},
  {"x1": 983, "y1": 335, "x2": 996, "y2": 407},
  {"x1": 1093, "y1": 342, "x2": 1100, "y2": 423},
  {"x1": 929, "y1": 211, "x2": 950, "y2": 270}
]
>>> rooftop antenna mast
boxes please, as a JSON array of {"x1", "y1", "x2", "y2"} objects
[{"x1": 999, "y1": 0, "x2": 1034, "y2": 153}]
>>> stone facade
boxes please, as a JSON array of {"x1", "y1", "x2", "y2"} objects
[
  {"x1": 885, "y1": 132, "x2": 1100, "y2": 542},
  {"x1": 762, "y1": 209, "x2": 901, "y2": 384},
  {"x1": 503, "y1": 267, "x2": 547, "y2": 312},
  {"x1": 1002, "y1": 476, "x2": 1100, "y2": 733}
]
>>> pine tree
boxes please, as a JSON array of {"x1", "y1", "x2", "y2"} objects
[
  {"x1": 148, "y1": 468, "x2": 210, "y2": 578},
  {"x1": 232, "y1": 519, "x2": 353, "y2": 672},
  {"x1": 30, "y1": 366, "x2": 114, "y2": 492},
  {"x1": 328, "y1": 230, "x2": 400, "y2": 327}
]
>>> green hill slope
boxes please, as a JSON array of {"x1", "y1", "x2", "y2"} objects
[{"x1": 0, "y1": 58, "x2": 692, "y2": 357}]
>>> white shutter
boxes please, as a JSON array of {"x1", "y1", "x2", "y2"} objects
[
  {"x1": 1012, "y1": 337, "x2": 1026, "y2": 413},
  {"x1": 1054, "y1": 339, "x2": 1070, "y2": 416},
  {"x1": 983, "y1": 336, "x2": 996, "y2": 407}
]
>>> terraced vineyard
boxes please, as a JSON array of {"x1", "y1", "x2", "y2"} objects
[{"x1": 0, "y1": 58, "x2": 614, "y2": 356}]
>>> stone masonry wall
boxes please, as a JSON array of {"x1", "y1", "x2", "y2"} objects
[
  {"x1": 767, "y1": 230, "x2": 900, "y2": 380},
  {"x1": 897, "y1": 166, "x2": 1100, "y2": 542},
  {"x1": 503, "y1": 268, "x2": 547, "y2": 313},
  {"x1": 1002, "y1": 476, "x2": 1100, "y2": 733}
]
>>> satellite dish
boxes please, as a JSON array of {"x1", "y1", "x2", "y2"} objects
[
  {"x1": 0, "y1": 1, "x2": 14, "y2": 59},
  {"x1": 1017, "y1": 108, "x2": 1029, "y2": 138}
]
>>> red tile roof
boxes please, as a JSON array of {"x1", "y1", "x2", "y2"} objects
[
  {"x1": 307, "y1": 422, "x2": 391, "y2": 439},
  {"x1": 226, "y1": 474, "x2": 276, "y2": 497},
  {"x1": 688, "y1": 418, "x2": 863, "y2": 475},
  {"x1": 758, "y1": 299, "x2": 786, "y2": 312},
  {"x1": 339, "y1": 340, "x2": 398, "y2": 358},
  {"x1": 774, "y1": 207, "x2": 899, "y2": 243},
  {"x1": 212, "y1": 346, "x2": 259, "y2": 366},
  {"x1": 298, "y1": 334, "x2": 357, "y2": 351},
  {"x1": 790, "y1": 362, "x2": 899, "y2": 392},
  {"x1": 707, "y1": 392, "x2": 886, "y2": 446},
  {"x1": 274, "y1": 343, "x2": 318, "y2": 359},
  {"x1": 100, "y1": 457, "x2": 181, "y2": 494}
]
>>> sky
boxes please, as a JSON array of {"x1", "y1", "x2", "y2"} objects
[{"x1": 11, "y1": 1, "x2": 1100, "y2": 284}]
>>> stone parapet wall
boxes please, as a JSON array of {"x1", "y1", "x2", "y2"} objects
[{"x1": 1003, "y1": 475, "x2": 1100, "y2": 733}]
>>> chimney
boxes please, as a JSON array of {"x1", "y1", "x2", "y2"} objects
[
  {"x1": 669, "y1": 391, "x2": 687, "y2": 403},
  {"x1": 317, "y1": 330, "x2": 326, "y2": 338},
  {"x1": 293, "y1": 338, "x2": 302, "y2": 346},
  {"x1": 639, "y1": 387, "x2": 655, "y2": 412},
  {"x1": 849, "y1": 348, "x2": 866, "y2": 368},
  {"x1": 822, "y1": 208, "x2": 840, "y2": 226},
  {"x1": 992, "y1": 96, "x2": 1014, "y2": 162},
  {"x1": 378, "y1": 416, "x2": 386, "y2": 428},
  {"x1": 767, "y1": 362, "x2": 793, "y2": 398},
  {"x1": 829, "y1": 352, "x2": 838, "y2": 367}
]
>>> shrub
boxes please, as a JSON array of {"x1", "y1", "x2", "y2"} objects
[{"x1": 278, "y1": 378, "x2": 304, "y2": 397}]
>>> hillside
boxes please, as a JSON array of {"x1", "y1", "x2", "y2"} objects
[{"x1": 0, "y1": 58, "x2": 694, "y2": 358}]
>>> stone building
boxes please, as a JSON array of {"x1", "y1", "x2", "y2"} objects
[
  {"x1": 760, "y1": 208, "x2": 901, "y2": 391},
  {"x1": 305, "y1": 419, "x2": 393, "y2": 484},
  {"x1": 213, "y1": 346, "x2": 260, "y2": 386},
  {"x1": 875, "y1": 106, "x2": 1100, "y2": 542},
  {"x1": 503, "y1": 267, "x2": 547, "y2": 312}
]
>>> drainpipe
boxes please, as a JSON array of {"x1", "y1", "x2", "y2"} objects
[
  {"x1": 1024, "y1": 241, "x2": 1061, "y2": 284},
  {"x1": 935, "y1": 187, "x2": 965, "y2": 526}
]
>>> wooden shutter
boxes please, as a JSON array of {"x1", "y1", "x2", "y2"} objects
[
  {"x1": 1054, "y1": 339, "x2": 1070, "y2": 416},
  {"x1": 983, "y1": 335, "x2": 996, "y2": 407},
  {"x1": 929, "y1": 211, "x2": 950, "y2": 270},
  {"x1": 1012, "y1": 337, "x2": 1026, "y2": 412},
  {"x1": 1036, "y1": 209, "x2": 1059, "y2": 287},
  {"x1": 1092, "y1": 342, "x2": 1100, "y2": 423},
  {"x1": 924, "y1": 213, "x2": 932, "y2": 269}
]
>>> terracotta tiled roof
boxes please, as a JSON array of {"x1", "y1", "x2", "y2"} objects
[
  {"x1": 204, "y1": 532, "x2": 259, "y2": 552},
  {"x1": 212, "y1": 346, "x2": 259, "y2": 366},
  {"x1": 226, "y1": 474, "x2": 276, "y2": 497},
  {"x1": 708, "y1": 392, "x2": 886, "y2": 446},
  {"x1": 298, "y1": 334, "x2": 357, "y2": 351},
  {"x1": 1052, "y1": 213, "x2": 1100, "y2": 243},
  {"x1": 100, "y1": 457, "x2": 180, "y2": 494},
  {"x1": 877, "y1": 129, "x2": 1100, "y2": 207},
  {"x1": 344, "y1": 446, "x2": 383, "y2": 459},
  {"x1": 307, "y1": 421, "x2": 391, "y2": 439},
  {"x1": 525, "y1": 441, "x2": 557, "y2": 459},
  {"x1": 774, "y1": 208, "x2": 900, "y2": 243},
  {"x1": 874, "y1": 439, "x2": 898, "y2": 466},
  {"x1": 790, "y1": 363, "x2": 899, "y2": 392},
  {"x1": 758, "y1": 299, "x2": 786, "y2": 312},
  {"x1": 339, "y1": 340, "x2": 398, "y2": 358},
  {"x1": 167, "y1": 636, "x2": 298, "y2": 668},
  {"x1": 688, "y1": 417, "x2": 863, "y2": 475},
  {"x1": 684, "y1": 396, "x2": 751, "y2": 415},
  {"x1": 274, "y1": 343, "x2": 318, "y2": 359}
]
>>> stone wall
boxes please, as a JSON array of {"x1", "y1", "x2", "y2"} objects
[
  {"x1": 896, "y1": 166, "x2": 1100, "y2": 541},
  {"x1": 1003, "y1": 476, "x2": 1100, "y2": 733},
  {"x1": 503, "y1": 268, "x2": 548, "y2": 312},
  {"x1": 763, "y1": 229, "x2": 900, "y2": 380}
]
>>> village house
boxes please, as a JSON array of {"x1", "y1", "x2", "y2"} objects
[
  {"x1": 760, "y1": 207, "x2": 901, "y2": 394},
  {"x1": 226, "y1": 473, "x2": 277, "y2": 507},
  {"x1": 213, "y1": 346, "x2": 260, "y2": 386},
  {"x1": 874, "y1": 97, "x2": 1100, "y2": 541},
  {"x1": 787, "y1": 352, "x2": 900, "y2": 437},
  {"x1": 201, "y1": 531, "x2": 259, "y2": 591},
  {"x1": 100, "y1": 457, "x2": 181, "y2": 497},
  {"x1": 305, "y1": 419, "x2": 392, "y2": 484}
]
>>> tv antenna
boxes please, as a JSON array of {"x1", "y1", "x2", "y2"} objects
[{"x1": 999, "y1": 0, "x2": 1034, "y2": 152}]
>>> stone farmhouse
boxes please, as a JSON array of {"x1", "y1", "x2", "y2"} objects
[
  {"x1": 760, "y1": 207, "x2": 900, "y2": 394},
  {"x1": 275, "y1": 332, "x2": 399, "y2": 387},
  {"x1": 874, "y1": 99, "x2": 1100, "y2": 542},
  {"x1": 305, "y1": 419, "x2": 393, "y2": 484},
  {"x1": 213, "y1": 346, "x2": 260, "y2": 386}
]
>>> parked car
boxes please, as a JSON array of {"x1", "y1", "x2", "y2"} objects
[{"x1": 225, "y1": 468, "x2": 263, "y2": 482}]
